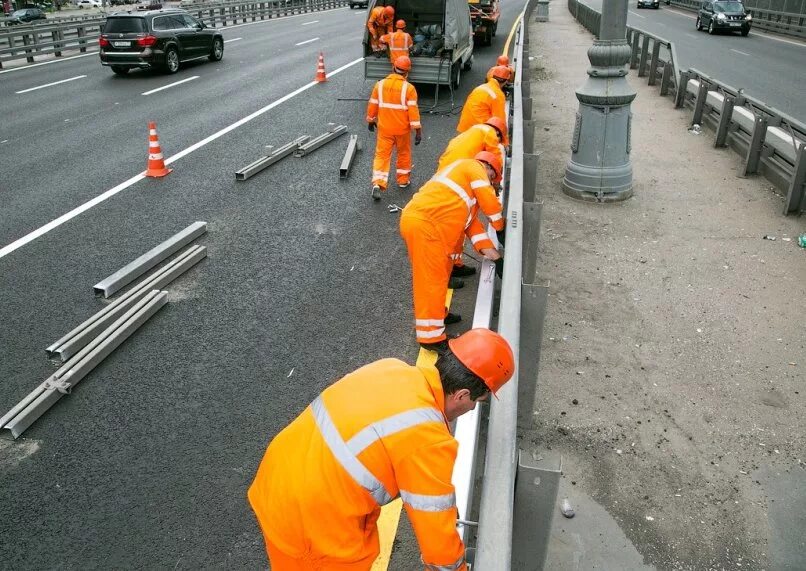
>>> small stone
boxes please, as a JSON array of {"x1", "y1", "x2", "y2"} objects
[
  {"x1": 645, "y1": 515, "x2": 655, "y2": 521},
  {"x1": 572, "y1": 399, "x2": 579, "y2": 405}
]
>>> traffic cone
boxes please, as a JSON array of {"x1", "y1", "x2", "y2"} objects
[
  {"x1": 315, "y1": 52, "x2": 327, "y2": 83},
  {"x1": 145, "y1": 121, "x2": 171, "y2": 178}
]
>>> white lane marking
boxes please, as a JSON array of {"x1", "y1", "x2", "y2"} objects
[
  {"x1": 730, "y1": 48, "x2": 750, "y2": 56},
  {"x1": 0, "y1": 51, "x2": 98, "y2": 75},
  {"x1": 685, "y1": 33, "x2": 697, "y2": 38},
  {"x1": 301, "y1": 20, "x2": 319, "y2": 25},
  {"x1": 223, "y1": 37, "x2": 242, "y2": 43},
  {"x1": 295, "y1": 37, "x2": 319, "y2": 46},
  {"x1": 15, "y1": 74, "x2": 87, "y2": 94},
  {"x1": 141, "y1": 76, "x2": 199, "y2": 96},
  {"x1": 749, "y1": 30, "x2": 806, "y2": 48},
  {"x1": 0, "y1": 57, "x2": 364, "y2": 261},
  {"x1": 629, "y1": 10, "x2": 645, "y2": 18}
]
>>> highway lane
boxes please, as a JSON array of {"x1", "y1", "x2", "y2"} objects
[
  {"x1": 0, "y1": 2, "x2": 520, "y2": 568},
  {"x1": 580, "y1": 0, "x2": 806, "y2": 121}
]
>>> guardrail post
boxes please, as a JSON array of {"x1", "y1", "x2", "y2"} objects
[
  {"x1": 783, "y1": 143, "x2": 806, "y2": 215},
  {"x1": 691, "y1": 80, "x2": 709, "y2": 125},
  {"x1": 77, "y1": 25, "x2": 86, "y2": 53},
  {"x1": 524, "y1": 153, "x2": 539, "y2": 203},
  {"x1": 522, "y1": 97, "x2": 533, "y2": 120},
  {"x1": 741, "y1": 114, "x2": 768, "y2": 176},
  {"x1": 22, "y1": 33, "x2": 35, "y2": 63},
  {"x1": 629, "y1": 32, "x2": 640, "y2": 69},
  {"x1": 638, "y1": 35, "x2": 650, "y2": 77},
  {"x1": 524, "y1": 119, "x2": 535, "y2": 153},
  {"x1": 52, "y1": 29, "x2": 63, "y2": 57},
  {"x1": 512, "y1": 450, "x2": 562, "y2": 571},
  {"x1": 520, "y1": 205, "x2": 545, "y2": 303},
  {"x1": 714, "y1": 96, "x2": 735, "y2": 148},
  {"x1": 659, "y1": 61, "x2": 672, "y2": 96},
  {"x1": 647, "y1": 40, "x2": 661, "y2": 86},
  {"x1": 675, "y1": 70, "x2": 691, "y2": 108}
]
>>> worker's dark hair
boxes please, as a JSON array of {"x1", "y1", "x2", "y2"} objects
[{"x1": 436, "y1": 349, "x2": 489, "y2": 400}]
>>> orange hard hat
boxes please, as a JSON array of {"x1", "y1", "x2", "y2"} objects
[
  {"x1": 490, "y1": 65, "x2": 510, "y2": 81},
  {"x1": 396, "y1": 19, "x2": 405, "y2": 29},
  {"x1": 475, "y1": 150, "x2": 502, "y2": 181},
  {"x1": 449, "y1": 328, "x2": 515, "y2": 395},
  {"x1": 393, "y1": 55, "x2": 411, "y2": 72},
  {"x1": 485, "y1": 117, "x2": 508, "y2": 142},
  {"x1": 496, "y1": 55, "x2": 510, "y2": 66},
  {"x1": 384, "y1": 5, "x2": 394, "y2": 16}
]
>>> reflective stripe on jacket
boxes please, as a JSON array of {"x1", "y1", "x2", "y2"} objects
[
  {"x1": 366, "y1": 73, "x2": 421, "y2": 135},
  {"x1": 402, "y1": 159, "x2": 504, "y2": 253},
  {"x1": 456, "y1": 79, "x2": 507, "y2": 134},
  {"x1": 437, "y1": 123, "x2": 504, "y2": 172},
  {"x1": 380, "y1": 30, "x2": 413, "y2": 62},
  {"x1": 248, "y1": 358, "x2": 466, "y2": 571}
]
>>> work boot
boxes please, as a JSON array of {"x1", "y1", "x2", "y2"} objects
[
  {"x1": 448, "y1": 277, "x2": 464, "y2": 289},
  {"x1": 419, "y1": 339, "x2": 450, "y2": 355},
  {"x1": 451, "y1": 265, "x2": 476, "y2": 278},
  {"x1": 371, "y1": 185, "x2": 381, "y2": 201},
  {"x1": 398, "y1": 181, "x2": 410, "y2": 189},
  {"x1": 444, "y1": 312, "x2": 462, "y2": 325}
]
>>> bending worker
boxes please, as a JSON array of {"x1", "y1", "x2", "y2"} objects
[
  {"x1": 400, "y1": 153, "x2": 505, "y2": 352},
  {"x1": 437, "y1": 117, "x2": 508, "y2": 281},
  {"x1": 379, "y1": 19, "x2": 413, "y2": 63},
  {"x1": 487, "y1": 54, "x2": 515, "y2": 84},
  {"x1": 366, "y1": 55, "x2": 422, "y2": 201},
  {"x1": 367, "y1": 4, "x2": 395, "y2": 53},
  {"x1": 248, "y1": 328, "x2": 515, "y2": 571},
  {"x1": 456, "y1": 65, "x2": 510, "y2": 134}
]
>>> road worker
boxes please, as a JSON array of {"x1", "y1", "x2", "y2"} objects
[
  {"x1": 400, "y1": 153, "x2": 505, "y2": 350},
  {"x1": 486, "y1": 54, "x2": 515, "y2": 84},
  {"x1": 248, "y1": 327, "x2": 515, "y2": 571},
  {"x1": 367, "y1": 4, "x2": 395, "y2": 53},
  {"x1": 379, "y1": 19, "x2": 413, "y2": 64},
  {"x1": 366, "y1": 55, "x2": 422, "y2": 201},
  {"x1": 456, "y1": 65, "x2": 509, "y2": 135},
  {"x1": 437, "y1": 117, "x2": 508, "y2": 281}
]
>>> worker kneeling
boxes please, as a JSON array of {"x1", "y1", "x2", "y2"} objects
[
  {"x1": 248, "y1": 328, "x2": 515, "y2": 571},
  {"x1": 366, "y1": 55, "x2": 422, "y2": 200},
  {"x1": 400, "y1": 152, "x2": 505, "y2": 351}
]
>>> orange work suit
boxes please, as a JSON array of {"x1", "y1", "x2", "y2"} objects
[
  {"x1": 366, "y1": 73, "x2": 421, "y2": 189},
  {"x1": 248, "y1": 358, "x2": 467, "y2": 571},
  {"x1": 437, "y1": 123, "x2": 505, "y2": 269},
  {"x1": 400, "y1": 159, "x2": 505, "y2": 345},
  {"x1": 367, "y1": 7, "x2": 393, "y2": 51},
  {"x1": 379, "y1": 30, "x2": 413, "y2": 63},
  {"x1": 456, "y1": 78, "x2": 507, "y2": 137}
]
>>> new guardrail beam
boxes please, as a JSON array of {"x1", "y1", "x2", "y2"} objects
[
  {"x1": 235, "y1": 136, "x2": 310, "y2": 180},
  {"x1": 294, "y1": 125, "x2": 348, "y2": 157},
  {"x1": 339, "y1": 134, "x2": 360, "y2": 179}
]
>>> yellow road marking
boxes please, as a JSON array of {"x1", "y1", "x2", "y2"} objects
[
  {"x1": 372, "y1": 289, "x2": 454, "y2": 569},
  {"x1": 502, "y1": 12, "x2": 523, "y2": 58}
]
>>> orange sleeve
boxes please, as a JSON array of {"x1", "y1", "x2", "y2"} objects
[
  {"x1": 407, "y1": 83, "x2": 421, "y2": 130},
  {"x1": 465, "y1": 215, "x2": 495, "y2": 252},
  {"x1": 366, "y1": 83, "x2": 379, "y2": 123},
  {"x1": 469, "y1": 163, "x2": 505, "y2": 231}
]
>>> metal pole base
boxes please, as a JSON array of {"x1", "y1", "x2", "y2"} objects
[{"x1": 562, "y1": 162, "x2": 634, "y2": 202}]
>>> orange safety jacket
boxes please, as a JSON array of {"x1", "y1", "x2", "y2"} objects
[
  {"x1": 456, "y1": 78, "x2": 507, "y2": 134},
  {"x1": 366, "y1": 73, "x2": 422, "y2": 136},
  {"x1": 248, "y1": 358, "x2": 467, "y2": 571},
  {"x1": 437, "y1": 123, "x2": 504, "y2": 172},
  {"x1": 380, "y1": 30, "x2": 413, "y2": 63},
  {"x1": 367, "y1": 7, "x2": 393, "y2": 37},
  {"x1": 404, "y1": 158, "x2": 504, "y2": 254}
]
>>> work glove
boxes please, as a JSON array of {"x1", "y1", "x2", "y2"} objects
[
  {"x1": 494, "y1": 257, "x2": 504, "y2": 279},
  {"x1": 414, "y1": 130, "x2": 422, "y2": 145},
  {"x1": 368, "y1": 122, "x2": 376, "y2": 132},
  {"x1": 496, "y1": 228, "x2": 506, "y2": 247}
]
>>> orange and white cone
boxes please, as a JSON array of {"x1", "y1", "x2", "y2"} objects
[
  {"x1": 315, "y1": 52, "x2": 327, "y2": 83},
  {"x1": 145, "y1": 121, "x2": 171, "y2": 178}
]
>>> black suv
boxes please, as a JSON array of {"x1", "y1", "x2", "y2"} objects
[
  {"x1": 99, "y1": 9, "x2": 223, "y2": 75},
  {"x1": 7, "y1": 8, "x2": 47, "y2": 24},
  {"x1": 696, "y1": 1, "x2": 752, "y2": 36}
]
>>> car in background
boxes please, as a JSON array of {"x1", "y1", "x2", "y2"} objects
[
  {"x1": 348, "y1": 0, "x2": 368, "y2": 8},
  {"x1": 76, "y1": 0, "x2": 101, "y2": 7},
  {"x1": 99, "y1": 8, "x2": 223, "y2": 75},
  {"x1": 6, "y1": 7, "x2": 47, "y2": 23},
  {"x1": 696, "y1": 0, "x2": 752, "y2": 35},
  {"x1": 636, "y1": 0, "x2": 659, "y2": 8}
]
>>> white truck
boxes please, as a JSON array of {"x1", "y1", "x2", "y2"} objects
[{"x1": 363, "y1": 0, "x2": 474, "y2": 89}]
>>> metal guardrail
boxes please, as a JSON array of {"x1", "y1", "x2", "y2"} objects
[
  {"x1": 0, "y1": 0, "x2": 347, "y2": 68},
  {"x1": 666, "y1": 0, "x2": 806, "y2": 39}
]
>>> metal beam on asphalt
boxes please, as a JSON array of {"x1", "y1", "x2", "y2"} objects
[
  {"x1": 93, "y1": 221, "x2": 207, "y2": 298},
  {"x1": 294, "y1": 125, "x2": 348, "y2": 157},
  {"x1": 46, "y1": 245, "x2": 206, "y2": 361},
  {"x1": 1, "y1": 290, "x2": 168, "y2": 439},
  {"x1": 235, "y1": 136, "x2": 311, "y2": 181},
  {"x1": 339, "y1": 134, "x2": 360, "y2": 179}
]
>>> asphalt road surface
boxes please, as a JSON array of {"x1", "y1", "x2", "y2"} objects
[{"x1": 0, "y1": 3, "x2": 522, "y2": 568}]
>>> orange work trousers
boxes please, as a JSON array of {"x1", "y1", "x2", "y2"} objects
[
  {"x1": 372, "y1": 131, "x2": 412, "y2": 189},
  {"x1": 266, "y1": 541, "x2": 376, "y2": 571},
  {"x1": 400, "y1": 214, "x2": 453, "y2": 345}
]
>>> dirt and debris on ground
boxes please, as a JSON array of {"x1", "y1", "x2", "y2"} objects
[{"x1": 525, "y1": 7, "x2": 805, "y2": 571}]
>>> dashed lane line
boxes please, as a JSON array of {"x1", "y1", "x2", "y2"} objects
[
  {"x1": 295, "y1": 37, "x2": 320, "y2": 46},
  {"x1": 14, "y1": 75, "x2": 87, "y2": 94},
  {"x1": 0, "y1": 56, "x2": 364, "y2": 261},
  {"x1": 141, "y1": 76, "x2": 199, "y2": 96},
  {"x1": 301, "y1": 20, "x2": 319, "y2": 25},
  {"x1": 223, "y1": 37, "x2": 242, "y2": 43}
]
